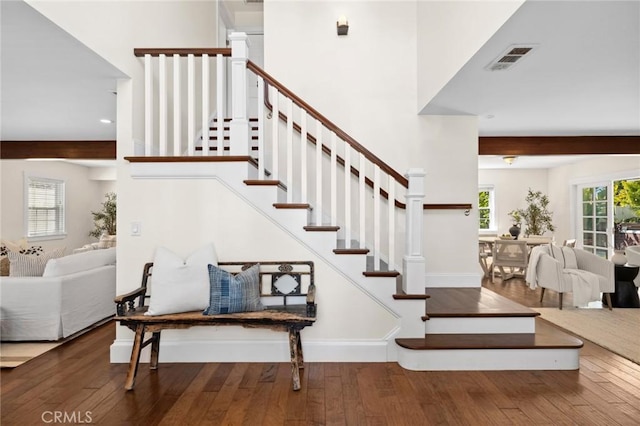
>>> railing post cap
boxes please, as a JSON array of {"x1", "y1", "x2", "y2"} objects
[
  {"x1": 229, "y1": 32, "x2": 249, "y2": 42},
  {"x1": 405, "y1": 168, "x2": 425, "y2": 178}
]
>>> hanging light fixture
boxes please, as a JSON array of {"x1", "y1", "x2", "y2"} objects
[{"x1": 502, "y1": 156, "x2": 517, "y2": 165}]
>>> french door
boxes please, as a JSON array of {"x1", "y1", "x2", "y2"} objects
[{"x1": 577, "y1": 182, "x2": 612, "y2": 258}]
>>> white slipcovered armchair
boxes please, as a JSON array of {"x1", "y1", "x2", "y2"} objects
[
  {"x1": 625, "y1": 245, "x2": 640, "y2": 287},
  {"x1": 526, "y1": 244, "x2": 614, "y2": 309}
]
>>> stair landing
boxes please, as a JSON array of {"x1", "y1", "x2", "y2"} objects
[
  {"x1": 426, "y1": 287, "x2": 539, "y2": 318},
  {"x1": 395, "y1": 287, "x2": 583, "y2": 371}
]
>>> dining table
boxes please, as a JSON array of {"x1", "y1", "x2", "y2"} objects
[{"x1": 478, "y1": 236, "x2": 553, "y2": 278}]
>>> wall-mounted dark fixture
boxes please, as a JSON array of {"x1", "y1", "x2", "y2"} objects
[{"x1": 337, "y1": 16, "x2": 349, "y2": 36}]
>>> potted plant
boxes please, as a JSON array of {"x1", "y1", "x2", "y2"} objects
[
  {"x1": 90, "y1": 192, "x2": 117, "y2": 242},
  {"x1": 509, "y1": 188, "x2": 555, "y2": 237}
]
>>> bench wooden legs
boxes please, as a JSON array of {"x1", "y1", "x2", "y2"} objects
[
  {"x1": 124, "y1": 326, "x2": 162, "y2": 390},
  {"x1": 125, "y1": 324, "x2": 145, "y2": 391},
  {"x1": 288, "y1": 328, "x2": 304, "y2": 391},
  {"x1": 150, "y1": 331, "x2": 161, "y2": 369}
]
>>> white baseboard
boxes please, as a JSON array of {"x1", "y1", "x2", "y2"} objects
[
  {"x1": 110, "y1": 339, "x2": 390, "y2": 364},
  {"x1": 425, "y1": 273, "x2": 482, "y2": 288}
]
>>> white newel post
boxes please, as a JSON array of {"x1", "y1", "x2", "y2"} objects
[
  {"x1": 403, "y1": 168, "x2": 426, "y2": 294},
  {"x1": 229, "y1": 32, "x2": 250, "y2": 156}
]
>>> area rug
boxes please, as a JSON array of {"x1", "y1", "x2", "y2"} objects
[
  {"x1": 0, "y1": 341, "x2": 63, "y2": 368},
  {"x1": 533, "y1": 307, "x2": 640, "y2": 364}
]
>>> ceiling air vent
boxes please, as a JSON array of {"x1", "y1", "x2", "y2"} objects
[{"x1": 485, "y1": 45, "x2": 537, "y2": 71}]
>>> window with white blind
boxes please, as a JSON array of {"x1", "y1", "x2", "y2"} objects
[{"x1": 25, "y1": 176, "x2": 66, "y2": 239}]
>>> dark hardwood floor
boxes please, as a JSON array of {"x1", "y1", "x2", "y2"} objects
[{"x1": 2, "y1": 278, "x2": 639, "y2": 425}]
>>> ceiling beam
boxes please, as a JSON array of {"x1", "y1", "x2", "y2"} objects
[
  {"x1": 0, "y1": 141, "x2": 116, "y2": 159},
  {"x1": 479, "y1": 136, "x2": 640, "y2": 155}
]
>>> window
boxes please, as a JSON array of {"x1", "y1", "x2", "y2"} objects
[
  {"x1": 479, "y1": 186, "x2": 495, "y2": 231},
  {"x1": 25, "y1": 176, "x2": 66, "y2": 239}
]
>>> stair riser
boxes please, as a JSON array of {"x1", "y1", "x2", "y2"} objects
[
  {"x1": 425, "y1": 317, "x2": 536, "y2": 334},
  {"x1": 397, "y1": 347, "x2": 580, "y2": 371}
]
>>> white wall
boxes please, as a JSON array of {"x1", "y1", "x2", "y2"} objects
[
  {"x1": 479, "y1": 168, "x2": 549, "y2": 236},
  {"x1": 33, "y1": 1, "x2": 400, "y2": 359},
  {"x1": 548, "y1": 155, "x2": 640, "y2": 246},
  {"x1": 0, "y1": 160, "x2": 113, "y2": 252},
  {"x1": 479, "y1": 155, "x2": 640, "y2": 247},
  {"x1": 264, "y1": 1, "x2": 496, "y2": 285},
  {"x1": 416, "y1": 0, "x2": 524, "y2": 110}
]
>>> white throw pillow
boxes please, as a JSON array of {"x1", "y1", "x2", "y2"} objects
[
  {"x1": 7, "y1": 247, "x2": 65, "y2": 277},
  {"x1": 43, "y1": 247, "x2": 116, "y2": 277},
  {"x1": 145, "y1": 244, "x2": 218, "y2": 316},
  {"x1": 561, "y1": 246, "x2": 578, "y2": 270}
]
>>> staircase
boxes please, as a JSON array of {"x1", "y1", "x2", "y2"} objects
[{"x1": 127, "y1": 33, "x2": 583, "y2": 370}]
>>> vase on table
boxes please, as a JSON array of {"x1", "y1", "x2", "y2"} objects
[{"x1": 509, "y1": 224, "x2": 521, "y2": 240}]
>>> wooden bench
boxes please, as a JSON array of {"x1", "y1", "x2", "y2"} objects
[{"x1": 114, "y1": 260, "x2": 316, "y2": 391}]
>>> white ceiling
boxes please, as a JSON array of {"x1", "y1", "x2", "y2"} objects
[
  {"x1": 0, "y1": 0, "x2": 126, "y2": 141},
  {"x1": 2, "y1": 0, "x2": 638, "y2": 170}
]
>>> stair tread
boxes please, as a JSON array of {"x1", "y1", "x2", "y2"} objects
[
  {"x1": 363, "y1": 270, "x2": 400, "y2": 277},
  {"x1": 333, "y1": 248, "x2": 370, "y2": 254},
  {"x1": 273, "y1": 203, "x2": 311, "y2": 209},
  {"x1": 303, "y1": 225, "x2": 340, "y2": 231},
  {"x1": 426, "y1": 287, "x2": 540, "y2": 318},
  {"x1": 396, "y1": 319, "x2": 583, "y2": 350}
]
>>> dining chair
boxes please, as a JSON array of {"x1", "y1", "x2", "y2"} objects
[
  {"x1": 492, "y1": 240, "x2": 528, "y2": 282},
  {"x1": 562, "y1": 239, "x2": 576, "y2": 247},
  {"x1": 479, "y1": 241, "x2": 492, "y2": 278}
]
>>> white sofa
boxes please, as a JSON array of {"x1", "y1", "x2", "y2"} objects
[
  {"x1": 526, "y1": 244, "x2": 614, "y2": 309},
  {"x1": 0, "y1": 248, "x2": 116, "y2": 341}
]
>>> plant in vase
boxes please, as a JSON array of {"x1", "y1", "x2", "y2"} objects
[
  {"x1": 510, "y1": 188, "x2": 555, "y2": 237},
  {"x1": 90, "y1": 193, "x2": 117, "y2": 247},
  {"x1": 507, "y1": 210, "x2": 522, "y2": 239}
]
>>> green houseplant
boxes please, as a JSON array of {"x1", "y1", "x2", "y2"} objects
[
  {"x1": 509, "y1": 188, "x2": 555, "y2": 237},
  {"x1": 90, "y1": 192, "x2": 117, "y2": 238}
]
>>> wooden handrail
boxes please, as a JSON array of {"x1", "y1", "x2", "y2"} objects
[
  {"x1": 134, "y1": 48, "x2": 232, "y2": 57},
  {"x1": 249, "y1": 62, "x2": 472, "y2": 213},
  {"x1": 247, "y1": 60, "x2": 409, "y2": 188}
]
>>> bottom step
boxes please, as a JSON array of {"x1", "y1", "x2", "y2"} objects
[{"x1": 396, "y1": 319, "x2": 583, "y2": 371}]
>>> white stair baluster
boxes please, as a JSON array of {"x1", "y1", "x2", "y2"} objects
[
  {"x1": 173, "y1": 54, "x2": 181, "y2": 156},
  {"x1": 344, "y1": 145, "x2": 351, "y2": 248},
  {"x1": 359, "y1": 153, "x2": 366, "y2": 249},
  {"x1": 216, "y1": 54, "x2": 224, "y2": 155},
  {"x1": 144, "y1": 54, "x2": 153, "y2": 156},
  {"x1": 202, "y1": 54, "x2": 210, "y2": 156},
  {"x1": 257, "y1": 78, "x2": 265, "y2": 179},
  {"x1": 187, "y1": 54, "x2": 195, "y2": 156},
  {"x1": 374, "y1": 164, "x2": 381, "y2": 270},
  {"x1": 330, "y1": 132, "x2": 337, "y2": 226},
  {"x1": 388, "y1": 174, "x2": 395, "y2": 271},
  {"x1": 286, "y1": 98, "x2": 294, "y2": 203},
  {"x1": 315, "y1": 121, "x2": 323, "y2": 225},
  {"x1": 159, "y1": 54, "x2": 167, "y2": 156},
  {"x1": 271, "y1": 86, "x2": 279, "y2": 180},
  {"x1": 300, "y1": 110, "x2": 308, "y2": 203}
]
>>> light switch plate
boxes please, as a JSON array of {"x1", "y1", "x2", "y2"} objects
[{"x1": 131, "y1": 221, "x2": 142, "y2": 236}]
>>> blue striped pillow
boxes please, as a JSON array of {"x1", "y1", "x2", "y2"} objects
[{"x1": 204, "y1": 264, "x2": 264, "y2": 315}]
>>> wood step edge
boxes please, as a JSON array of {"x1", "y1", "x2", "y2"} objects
[
  {"x1": 392, "y1": 294, "x2": 430, "y2": 300},
  {"x1": 273, "y1": 203, "x2": 311, "y2": 209},
  {"x1": 395, "y1": 332, "x2": 583, "y2": 350},
  {"x1": 426, "y1": 311, "x2": 540, "y2": 318},
  {"x1": 333, "y1": 248, "x2": 370, "y2": 255},
  {"x1": 244, "y1": 179, "x2": 281, "y2": 186},
  {"x1": 303, "y1": 226, "x2": 340, "y2": 232},
  {"x1": 363, "y1": 271, "x2": 401, "y2": 277}
]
